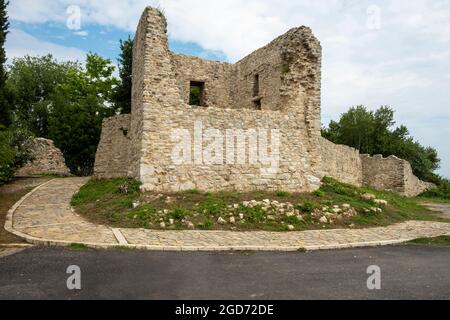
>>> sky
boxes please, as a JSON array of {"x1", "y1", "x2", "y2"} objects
[{"x1": 6, "y1": 0, "x2": 450, "y2": 178}]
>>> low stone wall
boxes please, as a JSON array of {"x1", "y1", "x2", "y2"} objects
[
  {"x1": 402, "y1": 159, "x2": 435, "y2": 197},
  {"x1": 317, "y1": 138, "x2": 362, "y2": 186},
  {"x1": 360, "y1": 154, "x2": 433, "y2": 197},
  {"x1": 16, "y1": 138, "x2": 70, "y2": 177},
  {"x1": 94, "y1": 115, "x2": 132, "y2": 179}
]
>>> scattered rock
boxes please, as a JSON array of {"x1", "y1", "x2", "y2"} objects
[
  {"x1": 374, "y1": 199, "x2": 388, "y2": 206},
  {"x1": 217, "y1": 217, "x2": 227, "y2": 225},
  {"x1": 186, "y1": 221, "x2": 195, "y2": 229},
  {"x1": 238, "y1": 213, "x2": 244, "y2": 219},
  {"x1": 169, "y1": 219, "x2": 175, "y2": 225},
  {"x1": 319, "y1": 216, "x2": 328, "y2": 224},
  {"x1": 165, "y1": 197, "x2": 174, "y2": 204},
  {"x1": 160, "y1": 222, "x2": 166, "y2": 228},
  {"x1": 361, "y1": 193, "x2": 376, "y2": 201},
  {"x1": 341, "y1": 204, "x2": 351, "y2": 210},
  {"x1": 267, "y1": 215, "x2": 276, "y2": 221},
  {"x1": 287, "y1": 225, "x2": 295, "y2": 231},
  {"x1": 132, "y1": 201, "x2": 140, "y2": 209},
  {"x1": 229, "y1": 217, "x2": 236, "y2": 224}
]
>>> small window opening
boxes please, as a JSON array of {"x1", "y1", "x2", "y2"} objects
[
  {"x1": 189, "y1": 81, "x2": 205, "y2": 106},
  {"x1": 253, "y1": 74, "x2": 260, "y2": 97},
  {"x1": 252, "y1": 74, "x2": 262, "y2": 110}
]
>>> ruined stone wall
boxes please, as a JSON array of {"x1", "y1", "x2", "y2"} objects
[
  {"x1": 317, "y1": 138, "x2": 362, "y2": 186},
  {"x1": 126, "y1": 7, "x2": 323, "y2": 192},
  {"x1": 171, "y1": 53, "x2": 233, "y2": 109},
  {"x1": 360, "y1": 154, "x2": 433, "y2": 197},
  {"x1": 403, "y1": 163, "x2": 435, "y2": 197},
  {"x1": 94, "y1": 115, "x2": 131, "y2": 179},
  {"x1": 93, "y1": 7, "x2": 434, "y2": 198},
  {"x1": 16, "y1": 138, "x2": 70, "y2": 177},
  {"x1": 137, "y1": 104, "x2": 321, "y2": 192}
]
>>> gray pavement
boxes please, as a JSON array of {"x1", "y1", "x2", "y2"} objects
[{"x1": 0, "y1": 245, "x2": 449, "y2": 300}]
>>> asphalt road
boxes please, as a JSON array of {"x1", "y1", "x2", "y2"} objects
[{"x1": 0, "y1": 245, "x2": 449, "y2": 300}]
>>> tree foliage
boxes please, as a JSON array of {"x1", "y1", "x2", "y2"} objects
[
  {"x1": 7, "y1": 54, "x2": 80, "y2": 137},
  {"x1": 49, "y1": 53, "x2": 118, "y2": 176},
  {"x1": 112, "y1": 36, "x2": 133, "y2": 114},
  {"x1": 0, "y1": 0, "x2": 12, "y2": 128},
  {"x1": 322, "y1": 105, "x2": 440, "y2": 182}
]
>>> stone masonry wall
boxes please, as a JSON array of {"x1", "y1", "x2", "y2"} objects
[
  {"x1": 171, "y1": 53, "x2": 233, "y2": 109},
  {"x1": 317, "y1": 137, "x2": 362, "y2": 186},
  {"x1": 94, "y1": 115, "x2": 131, "y2": 178},
  {"x1": 16, "y1": 138, "x2": 70, "y2": 177},
  {"x1": 128, "y1": 7, "x2": 323, "y2": 192},
  {"x1": 94, "y1": 6, "x2": 432, "y2": 198},
  {"x1": 360, "y1": 154, "x2": 433, "y2": 197},
  {"x1": 403, "y1": 162, "x2": 435, "y2": 197}
]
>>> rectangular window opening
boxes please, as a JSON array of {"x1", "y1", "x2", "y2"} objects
[
  {"x1": 189, "y1": 81, "x2": 205, "y2": 106},
  {"x1": 252, "y1": 74, "x2": 262, "y2": 110},
  {"x1": 253, "y1": 74, "x2": 260, "y2": 97}
]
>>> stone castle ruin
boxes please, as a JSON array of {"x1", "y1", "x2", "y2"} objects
[{"x1": 94, "y1": 7, "x2": 432, "y2": 197}]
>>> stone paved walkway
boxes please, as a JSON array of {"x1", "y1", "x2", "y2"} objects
[{"x1": 4, "y1": 178, "x2": 450, "y2": 251}]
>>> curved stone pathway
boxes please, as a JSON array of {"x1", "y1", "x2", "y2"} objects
[{"x1": 4, "y1": 178, "x2": 450, "y2": 251}]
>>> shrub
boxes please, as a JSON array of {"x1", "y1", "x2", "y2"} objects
[
  {"x1": 171, "y1": 208, "x2": 186, "y2": 220},
  {"x1": 0, "y1": 128, "x2": 34, "y2": 185},
  {"x1": 296, "y1": 201, "x2": 317, "y2": 214},
  {"x1": 421, "y1": 179, "x2": 450, "y2": 200},
  {"x1": 313, "y1": 190, "x2": 326, "y2": 197}
]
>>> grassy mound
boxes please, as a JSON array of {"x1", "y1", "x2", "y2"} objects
[{"x1": 71, "y1": 177, "x2": 445, "y2": 232}]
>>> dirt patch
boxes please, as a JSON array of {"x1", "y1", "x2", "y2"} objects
[{"x1": 0, "y1": 177, "x2": 52, "y2": 244}]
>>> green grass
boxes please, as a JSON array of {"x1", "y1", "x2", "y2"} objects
[
  {"x1": 71, "y1": 177, "x2": 445, "y2": 232},
  {"x1": 407, "y1": 236, "x2": 450, "y2": 246},
  {"x1": 67, "y1": 243, "x2": 90, "y2": 251}
]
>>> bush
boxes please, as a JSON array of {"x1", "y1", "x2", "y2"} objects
[
  {"x1": 296, "y1": 201, "x2": 317, "y2": 214},
  {"x1": 0, "y1": 128, "x2": 34, "y2": 185},
  {"x1": 421, "y1": 179, "x2": 450, "y2": 200},
  {"x1": 0, "y1": 130, "x2": 15, "y2": 184}
]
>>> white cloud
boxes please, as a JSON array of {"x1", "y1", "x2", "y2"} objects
[
  {"x1": 6, "y1": 28, "x2": 86, "y2": 62},
  {"x1": 73, "y1": 30, "x2": 89, "y2": 37}
]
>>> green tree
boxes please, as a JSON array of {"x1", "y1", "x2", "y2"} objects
[
  {"x1": 0, "y1": 126, "x2": 34, "y2": 184},
  {"x1": 113, "y1": 36, "x2": 133, "y2": 114},
  {"x1": 0, "y1": 0, "x2": 12, "y2": 128},
  {"x1": 322, "y1": 105, "x2": 440, "y2": 182},
  {"x1": 49, "y1": 53, "x2": 118, "y2": 175},
  {"x1": 7, "y1": 55, "x2": 80, "y2": 137}
]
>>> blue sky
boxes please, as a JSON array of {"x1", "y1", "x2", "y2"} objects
[{"x1": 5, "y1": 0, "x2": 450, "y2": 178}]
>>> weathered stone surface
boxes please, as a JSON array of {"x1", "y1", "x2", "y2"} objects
[
  {"x1": 93, "y1": 6, "x2": 433, "y2": 198},
  {"x1": 94, "y1": 114, "x2": 131, "y2": 178},
  {"x1": 16, "y1": 138, "x2": 70, "y2": 177},
  {"x1": 361, "y1": 154, "x2": 434, "y2": 197}
]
